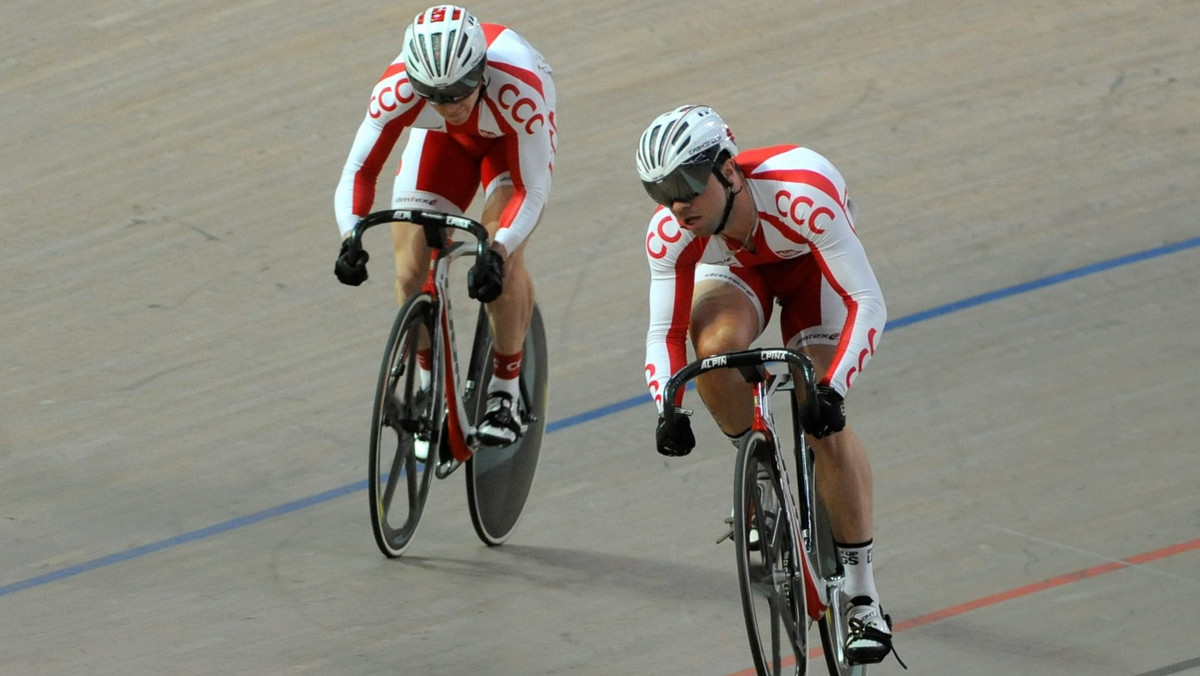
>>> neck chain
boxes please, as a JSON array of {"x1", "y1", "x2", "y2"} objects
[{"x1": 728, "y1": 217, "x2": 759, "y2": 255}]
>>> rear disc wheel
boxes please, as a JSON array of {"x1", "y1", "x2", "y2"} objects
[{"x1": 465, "y1": 303, "x2": 549, "y2": 546}]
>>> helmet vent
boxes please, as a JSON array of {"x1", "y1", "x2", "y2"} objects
[
  {"x1": 402, "y1": 5, "x2": 486, "y2": 88},
  {"x1": 668, "y1": 122, "x2": 691, "y2": 152},
  {"x1": 431, "y1": 34, "x2": 444, "y2": 76},
  {"x1": 635, "y1": 104, "x2": 738, "y2": 183}
]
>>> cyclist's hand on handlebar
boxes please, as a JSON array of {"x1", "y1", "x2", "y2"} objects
[
  {"x1": 804, "y1": 384, "x2": 846, "y2": 439},
  {"x1": 334, "y1": 239, "x2": 369, "y2": 286},
  {"x1": 468, "y1": 248, "x2": 505, "y2": 302},
  {"x1": 656, "y1": 412, "x2": 696, "y2": 457}
]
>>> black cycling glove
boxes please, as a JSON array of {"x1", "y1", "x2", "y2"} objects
[
  {"x1": 334, "y1": 239, "x2": 369, "y2": 286},
  {"x1": 804, "y1": 384, "x2": 846, "y2": 439},
  {"x1": 467, "y1": 248, "x2": 505, "y2": 302},
  {"x1": 656, "y1": 413, "x2": 696, "y2": 457}
]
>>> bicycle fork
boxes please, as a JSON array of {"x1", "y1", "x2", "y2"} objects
[
  {"x1": 752, "y1": 374, "x2": 828, "y2": 624},
  {"x1": 770, "y1": 443, "x2": 827, "y2": 624},
  {"x1": 423, "y1": 252, "x2": 478, "y2": 477}
]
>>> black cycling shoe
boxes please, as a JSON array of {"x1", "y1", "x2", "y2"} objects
[{"x1": 476, "y1": 391, "x2": 524, "y2": 446}]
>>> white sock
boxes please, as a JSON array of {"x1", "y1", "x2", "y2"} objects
[
  {"x1": 725, "y1": 428, "x2": 752, "y2": 449},
  {"x1": 488, "y1": 375, "x2": 519, "y2": 400},
  {"x1": 837, "y1": 539, "x2": 880, "y2": 602}
]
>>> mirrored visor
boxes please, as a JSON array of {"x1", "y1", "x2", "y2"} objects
[
  {"x1": 641, "y1": 156, "x2": 717, "y2": 206},
  {"x1": 409, "y1": 60, "x2": 485, "y2": 105}
]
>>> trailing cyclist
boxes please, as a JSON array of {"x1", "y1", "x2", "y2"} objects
[{"x1": 332, "y1": 4, "x2": 557, "y2": 446}]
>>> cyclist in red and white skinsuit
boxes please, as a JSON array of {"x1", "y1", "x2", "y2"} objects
[
  {"x1": 636, "y1": 105, "x2": 896, "y2": 665},
  {"x1": 333, "y1": 5, "x2": 556, "y2": 446}
]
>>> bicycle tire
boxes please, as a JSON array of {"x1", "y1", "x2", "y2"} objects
[
  {"x1": 734, "y1": 432, "x2": 808, "y2": 676},
  {"x1": 464, "y1": 303, "x2": 549, "y2": 546},
  {"x1": 368, "y1": 293, "x2": 442, "y2": 558},
  {"x1": 803, "y1": 444, "x2": 867, "y2": 676}
]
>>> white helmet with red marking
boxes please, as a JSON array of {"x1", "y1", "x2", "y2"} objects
[
  {"x1": 403, "y1": 5, "x2": 487, "y2": 103},
  {"x1": 636, "y1": 105, "x2": 738, "y2": 205}
]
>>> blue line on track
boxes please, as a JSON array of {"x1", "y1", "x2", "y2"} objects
[
  {"x1": 1133, "y1": 655, "x2": 1200, "y2": 676},
  {"x1": 3, "y1": 236, "x2": 1197, "y2": 598},
  {"x1": 887, "y1": 236, "x2": 1200, "y2": 330}
]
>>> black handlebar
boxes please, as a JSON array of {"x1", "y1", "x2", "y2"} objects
[
  {"x1": 660, "y1": 348, "x2": 821, "y2": 428},
  {"x1": 346, "y1": 208, "x2": 491, "y2": 259}
]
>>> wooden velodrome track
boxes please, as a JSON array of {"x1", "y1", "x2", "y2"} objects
[{"x1": 2, "y1": 1, "x2": 1197, "y2": 674}]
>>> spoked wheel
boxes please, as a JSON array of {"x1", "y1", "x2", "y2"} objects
[
  {"x1": 368, "y1": 294, "x2": 442, "y2": 558},
  {"x1": 734, "y1": 432, "x2": 808, "y2": 676},
  {"x1": 464, "y1": 303, "x2": 549, "y2": 546}
]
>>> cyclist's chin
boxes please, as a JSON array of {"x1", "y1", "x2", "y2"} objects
[
  {"x1": 680, "y1": 217, "x2": 713, "y2": 236},
  {"x1": 437, "y1": 108, "x2": 471, "y2": 126}
]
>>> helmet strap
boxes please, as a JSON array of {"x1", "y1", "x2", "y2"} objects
[
  {"x1": 475, "y1": 77, "x2": 488, "y2": 107},
  {"x1": 711, "y1": 163, "x2": 740, "y2": 236}
]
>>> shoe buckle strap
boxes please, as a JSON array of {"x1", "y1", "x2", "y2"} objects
[{"x1": 847, "y1": 615, "x2": 908, "y2": 669}]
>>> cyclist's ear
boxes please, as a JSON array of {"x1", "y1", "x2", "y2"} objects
[{"x1": 720, "y1": 157, "x2": 737, "y2": 182}]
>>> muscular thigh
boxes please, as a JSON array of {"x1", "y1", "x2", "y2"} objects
[{"x1": 689, "y1": 264, "x2": 766, "y2": 355}]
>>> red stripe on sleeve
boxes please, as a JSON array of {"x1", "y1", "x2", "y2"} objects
[
  {"x1": 352, "y1": 103, "x2": 423, "y2": 216},
  {"x1": 753, "y1": 168, "x2": 844, "y2": 207}
]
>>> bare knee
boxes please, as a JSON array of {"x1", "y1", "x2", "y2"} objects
[
  {"x1": 691, "y1": 324, "x2": 746, "y2": 358},
  {"x1": 689, "y1": 282, "x2": 759, "y2": 358}
]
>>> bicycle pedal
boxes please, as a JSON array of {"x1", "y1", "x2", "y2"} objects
[
  {"x1": 434, "y1": 458, "x2": 461, "y2": 479},
  {"x1": 714, "y1": 514, "x2": 738, "y2": 544}
]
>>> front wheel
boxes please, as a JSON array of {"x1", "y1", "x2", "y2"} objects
[
  {"x1": 464, "y1": 303, "x2": 549, "y2": 546},
  {"x1": 817, "y1": 589, "x2": 868, "y2": 675},
  {"x1": 734, "y1": 432, "x2": 808, "y2": 675},
  {"x1": 368, "y1": 294, "x2": 442, "y2": 558}
]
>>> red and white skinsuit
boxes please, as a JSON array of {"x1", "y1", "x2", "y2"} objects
[
  {"x1": 333, "y1": 22, "x2": 557, "y2": 255},
  {"x1": 644, "y1": 145, "x2": 887, "y2": 411}
]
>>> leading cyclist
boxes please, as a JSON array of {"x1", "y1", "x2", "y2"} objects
[
  {"x1": 332, "y1": 5, "x2": 556, "y2": 446},
  {"x1": 636, "y1": 105, "x2": 896, "y2": 664}
]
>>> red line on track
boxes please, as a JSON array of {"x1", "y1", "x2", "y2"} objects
[
  {"x1": 725, "y1": 537, "x2": 1200, "y2": 676},
  {"x1": 891, "y1": 537, "x2": 1200, "y2": 633}
]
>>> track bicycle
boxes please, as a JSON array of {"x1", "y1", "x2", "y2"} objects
[
  {"x1": 661, "y1": 348, "x2": 887, "y2": 676},
  {"x1": 344, "y1": 208, "x2": 549, "y2": 558}
]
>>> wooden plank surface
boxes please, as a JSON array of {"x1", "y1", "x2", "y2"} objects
[{"x1": 2, "y1": 1, "x2": 1196, "y2": 674}]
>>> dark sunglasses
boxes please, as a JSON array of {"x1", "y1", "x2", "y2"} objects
[
  {"x1": 409, "y1": 60, "x2": 485, "y2": 105},
  {"x1": 410, "y1": 77, "x2": 478, "y2": 104},
  {"x1": 641, "y1": 160, "x2": 715, "y2": 206}
]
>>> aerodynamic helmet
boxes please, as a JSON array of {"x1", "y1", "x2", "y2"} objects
[
  {"x1": 403, "y1": 5, "x2": 487, "y2": 104},
  {"x1": 635, "y1": 105, "x2": 738, "y2": 206}
]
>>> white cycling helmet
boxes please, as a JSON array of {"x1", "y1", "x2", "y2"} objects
[
  {"x1": 636, "y1": 105, "x2": 738, "y2": 205},
  {"x1": 403, "y1": 5, "x2": 487, "y2": 103}
]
